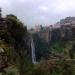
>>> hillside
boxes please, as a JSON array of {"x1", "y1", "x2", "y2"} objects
[{"x1": 56, "y1": 17, "x2": 75, "y2": 25}]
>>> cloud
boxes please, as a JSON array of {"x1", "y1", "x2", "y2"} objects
[
  {"x1": 0, "y1": 0, "x2": 75, "y2": 28},
  {"x1": 53, "y1": 0, "x2": 75, "y2": 13}
]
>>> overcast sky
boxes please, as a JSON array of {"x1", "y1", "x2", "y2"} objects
[{"x1": 0, "y1": 0, "x2": 75, "y2": 28}]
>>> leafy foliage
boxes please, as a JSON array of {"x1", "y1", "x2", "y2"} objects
[
  {"x1": 33, "y1": 33, "x2": 49, "y2": 61},
  {"x1": 0, "y1": 14, "x2": 31, "y2": 75}
]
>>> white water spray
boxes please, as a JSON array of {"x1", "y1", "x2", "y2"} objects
[{"x1": 31, "y1": 37, "x2": 36, "y2": 64}]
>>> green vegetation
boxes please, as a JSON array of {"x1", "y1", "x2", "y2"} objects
[
  {"x1": 33, "y1": 34, "x2": 49, "y2": 61},
  {"x1": 1, "y1": 14, "x2": 75, "y2": 75},
  {"x1": 50, "y1": 42, "x2": 65, "y2": 53},
  {"x1": 0, "y1": 14, "x2": 31, "y2": 75}
]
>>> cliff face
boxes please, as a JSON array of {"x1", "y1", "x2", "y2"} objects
[
  {"x1": 37, "y1": 17, "x2": 75, "y2": 43},
  {"x1": 34, "y1": 25, "x2": 73, "y2": 44},
  {"x1": 57, "y1": 17, "x2": 75, "y2": 40},
  {"x1": 31, "y1": 17, "x2": 75, "y2": 61}
]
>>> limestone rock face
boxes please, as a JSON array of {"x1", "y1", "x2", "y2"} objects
[{"x1": 0, "y1": 48, "x2": 8, "y2": 71}]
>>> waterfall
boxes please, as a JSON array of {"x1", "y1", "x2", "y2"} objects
[{"x1": 31, "y1": 37, "x2": 36, "y2": 64}]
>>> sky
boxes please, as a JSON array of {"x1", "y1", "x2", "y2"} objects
[{"x1": 0, "y1": 0, "x2": 75, "y2": 28}]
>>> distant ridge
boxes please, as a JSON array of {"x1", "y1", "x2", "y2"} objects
[{"x1": 55, "y1": 17, "x2": 75, "y2": 25}]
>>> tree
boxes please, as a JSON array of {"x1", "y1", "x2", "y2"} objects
[
  {"x1": 0, "y1": 14, "x2": 31, "y2": 75},
  {"x1": 33, "y1": 33, "x2": 49, "y2": 61}
]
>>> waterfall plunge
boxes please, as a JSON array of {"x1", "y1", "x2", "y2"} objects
[{"x1": 31, "y1": 37, "x2": 36, "y2": 64}]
